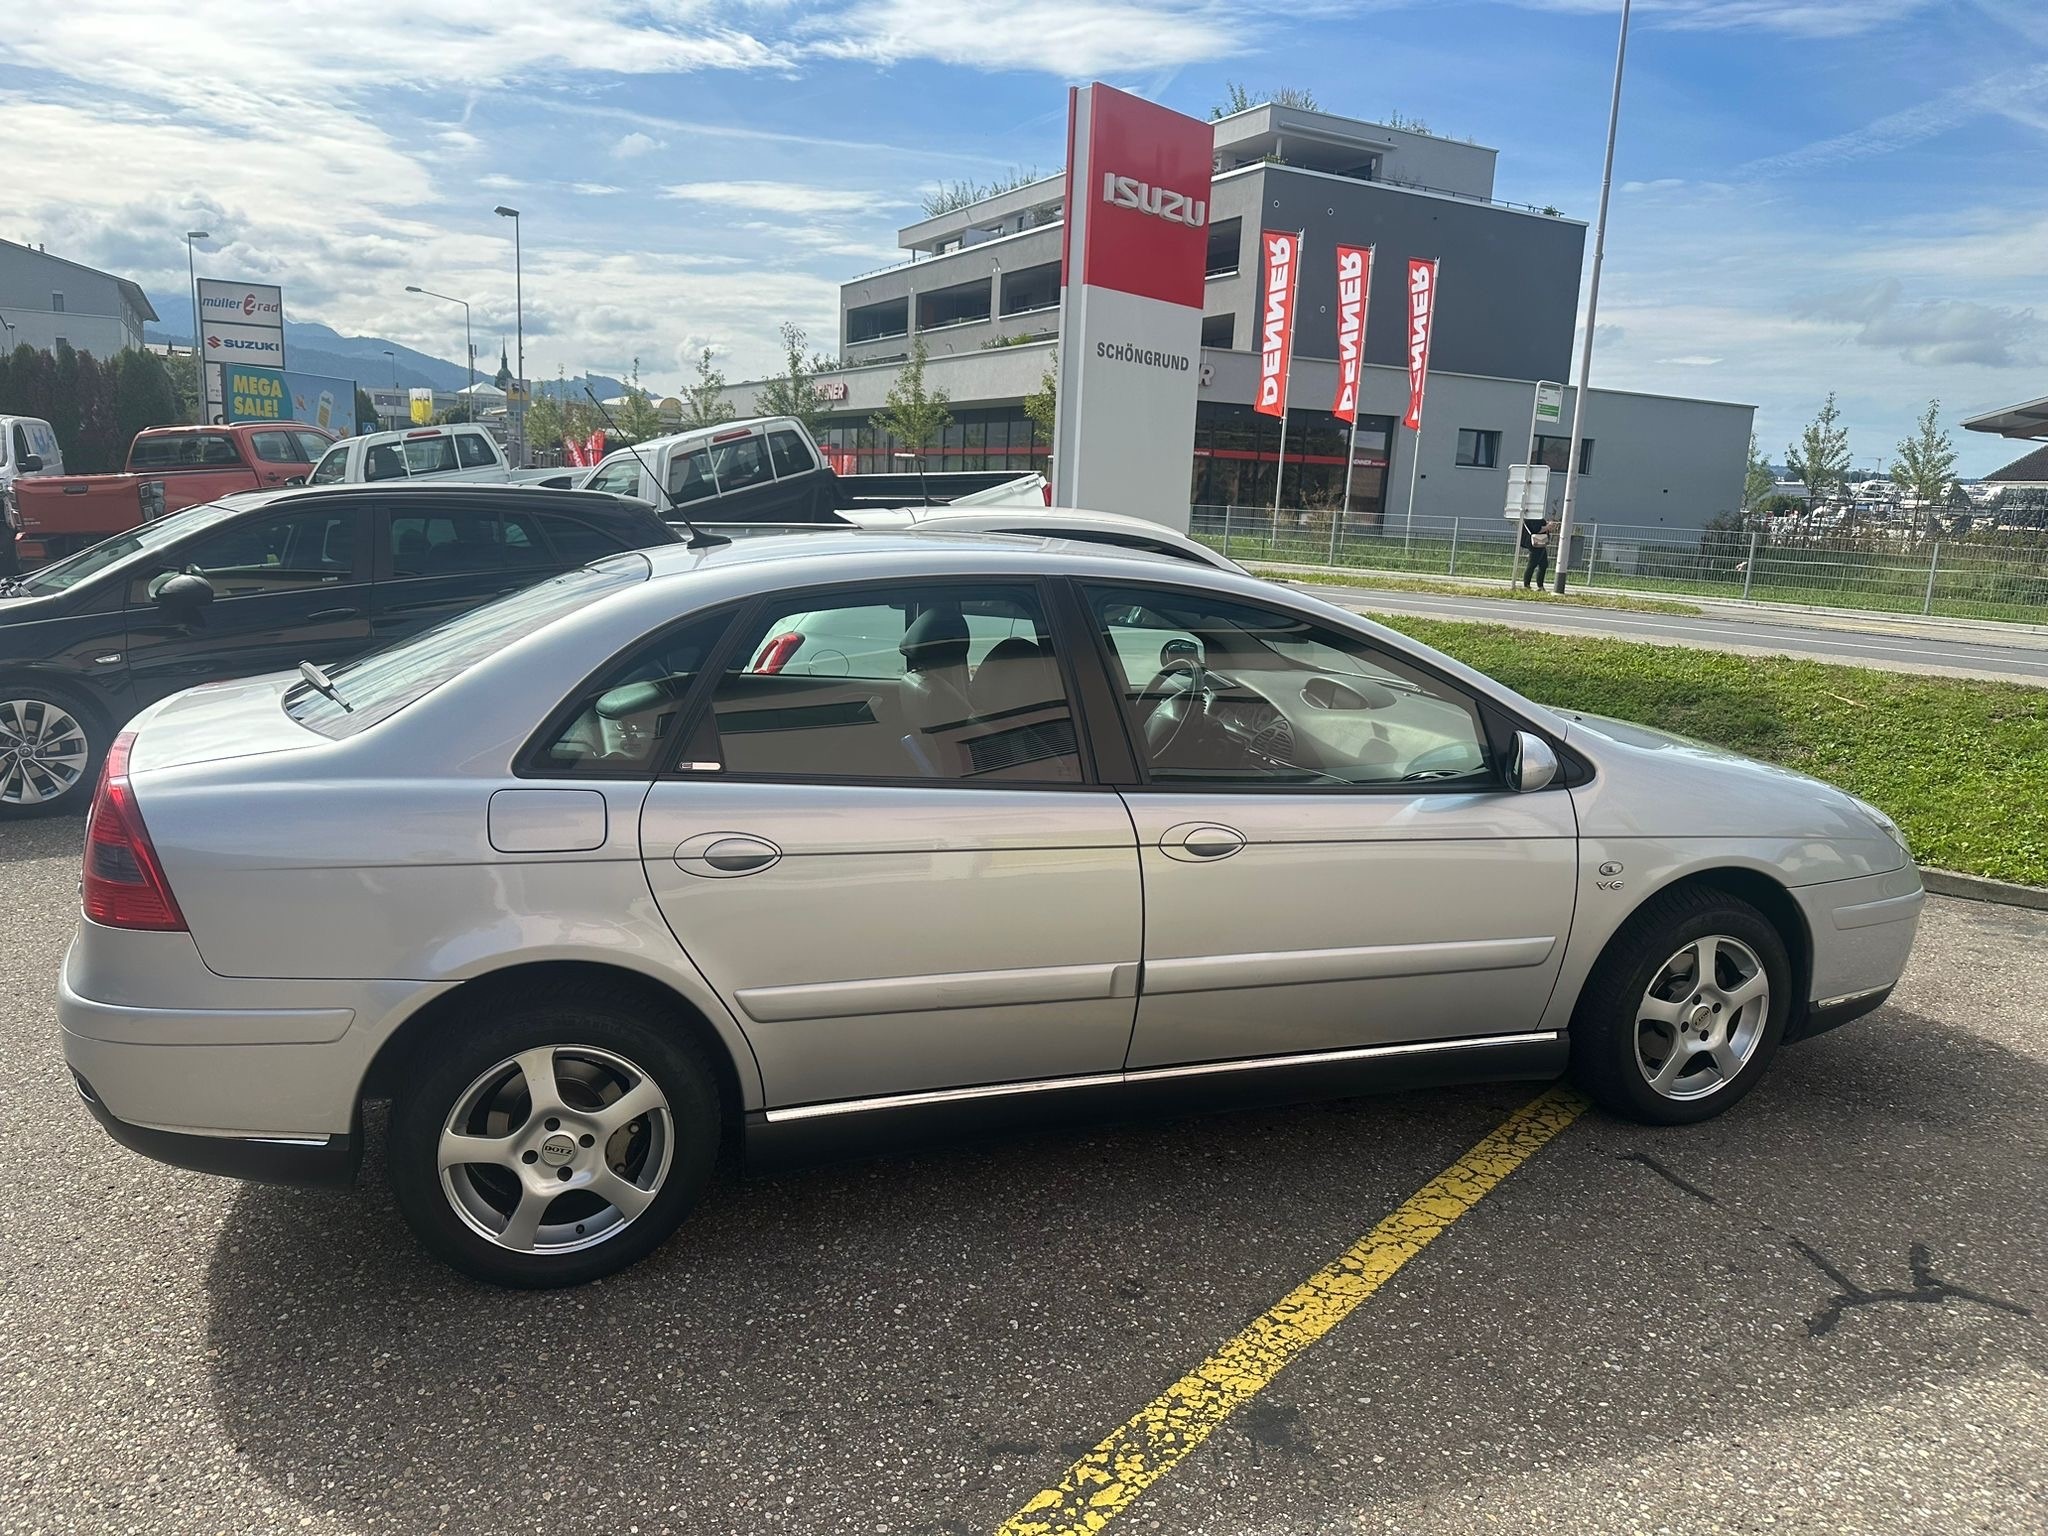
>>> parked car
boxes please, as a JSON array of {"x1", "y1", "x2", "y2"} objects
[
  {"x1": 1, "y1": 415, "x2": 66, "y2": 576},
  {"x1": 0, "y1": 483, "x2": 679, "y2": 816},
  {"x1": 60, "y1": 533, "x2": 1924, "y2": 1287},
  {"x1": 12, "y1": 422, "x2": 335, "y2": 564},
  {"x1": 306, "y1": 424, "x2": 568, "y2": 488},
  {"x1": 846, "y1": 506, "x2": 1238, "y2": 569}
]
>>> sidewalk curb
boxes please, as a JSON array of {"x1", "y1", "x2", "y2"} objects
[{"x1": 1920, "y1": 868, "x2": 2048, "y2": 912}]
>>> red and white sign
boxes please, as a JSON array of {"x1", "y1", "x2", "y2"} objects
[
  {"x1": 1255, "y1": 230, "x2": 1301, "y2": 420},
  {"x1": 1052, "y1": 82, "x2": 1214, "y2": 529},
  {"x1": 1332, "y1": 245, "x2": 1373, "y2": 423},
  {"x1": 1403, "y1": 258, "x2": 1439, "y2": 432}
]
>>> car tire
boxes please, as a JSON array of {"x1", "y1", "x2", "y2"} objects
[
  {"x1": 1569, "y1": 885, "x2": 1792, "y2": 1126},
  {"x1": 0, "y1": 682, "x2": 107, "y2": 820},
  {"x1": 388, "y1": 986, "x2": 723, "y2": 1288}
]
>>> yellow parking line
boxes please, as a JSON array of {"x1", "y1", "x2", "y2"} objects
[{"x1": 996, "y1": 1084, "x2": 1590, "y2": 1536}]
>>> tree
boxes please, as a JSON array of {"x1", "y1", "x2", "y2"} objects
[
  {"x1": 919, "y1": 167, "x2": 1044, "y2": 219},
  {"x1": 1742, "y1": 432, "x2": 1774, "y2": 511},
  {"x1": 354, "y1": 388, "x2": 380, "y2": 433},
  {"x1": 524, "y1": 369, "x2": 568, "y2": 451},
  {"x1": 1889, "y1": 398, "x2": 1956, "y2": 511},
  {"x1": 617, "y1": 357, "x2": 664, "y2": 442},
  {"x1": 871, "y1": 335, "x2": 951, "y2": 462},
  {"x1": 1785, "y1": 392, "x2": 1851, "y2": 512},
  {"x1": 677, "y1": 347, "x2": 737, "y2": 431},
  {"x1": 751, "y1": 323, "x2": 831, "y2": 435},
  {"x1": 1211, "y1": 82, "x2": 1320, "y2": 120},
  {"x1": 113, "y1": 349, "x2": 180, "y2": 450},
  {"x1": 1022, "y1": 361, "x2": 1056, "y2": 452}
]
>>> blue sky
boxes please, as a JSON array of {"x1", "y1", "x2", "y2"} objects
[{"x1": 3, "y1": 0, "x2": 2043, "y2": 474}]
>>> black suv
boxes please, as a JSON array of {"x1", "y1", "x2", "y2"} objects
[{"x1": 0, "y1": 484, "x2": 681, "y2": 817}]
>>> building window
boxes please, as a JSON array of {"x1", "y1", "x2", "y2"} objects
[
  {"x1": 1000, "y1": 262, "x2": 1059, "y2": 316},
  {"x1": 1201, "y1": 314, "x2": 1235, "y2": 349},
  {"x1": 1455, "y1": 429, "x2": 1500, "y2": 469},
  {"x1": 846, "y1": 298, "x2": 910, "y2": 345},
  {"x1": 1205, "y1": 218, "x2": 1243, "y2": 278},
  {"x1": 1532, "y1": 434, "x2": 1594, "y2": 475},
  {"x1": 917, "y1": 279, "x2": 993, "y2": 331},
  {"x1": 50, "y1": 292, "x2": 65, "y2": 313}
]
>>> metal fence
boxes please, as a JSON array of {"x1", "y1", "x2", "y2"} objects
[{"x1": 1189, "y1": 506, "x2": 2048, "y2": 626}]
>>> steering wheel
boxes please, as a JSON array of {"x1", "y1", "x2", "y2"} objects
[{"x1": 1142, "y1": 655, "x2": 1211, "y2": 763}]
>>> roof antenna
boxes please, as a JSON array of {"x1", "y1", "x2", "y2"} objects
[{"x1": 581, "y1": 385, "x2": 729, "y2": 549}]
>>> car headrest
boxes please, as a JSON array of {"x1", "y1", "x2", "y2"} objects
[
  {"x1": 972, "y1": 636, "x2": 1059, "y2": 717},
  {"x1": 900, "y1": 608, "x2": 969, "y2": 671}
]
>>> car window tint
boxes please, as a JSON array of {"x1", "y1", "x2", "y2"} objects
[
  {"x1": 709, "y1": 435, "x2": 771, "y2": 492},
  {"x1": 389, "y1": 510, "x2": 550, "y2": 577},
  {"x1": 293, "y1": 431, "x2": 333, "y2": 463},
  {"x1": 767, "y1": 429, "x2": 814, "y2": 478},
  {"x1": 140, "y1": 508, "x2": 359, "y2": 600},
  {"x1": 402, "y1": 436, "x2": 462, "y2": 475},
  {"x1": 587, "y1": 460, "x2": 643, "y2": 498},
  {"x1": 1086, "y1": 584, "x2": 1494, "y2": 788},
  {"x1": 539, "y1": 513, "x2": 629, "y2": 565},
  {"x1": 249, "y1": 430, "x2": 301, "y2": 465},
  {"x1": 667, "y1": 448, "x2": 716, "y2": 504},
  {"x1": 364, "y1": 443, "x2": 408, "y2": 480},
  {"x1": 309, "y1": 447, "x2": 347, "y2": 484},
  {"x1": 454, "y1": 431, "x2": 498, "y2": 468},
  {"x1": 537, "y1": 613, "x2": 733, "y2": 776},
  {"x1": 699, "y1": 583, "x2": 1079, "y2": 783},
  {"x1": 129, "y1": 433, "x2": 240, "y2": 469}
]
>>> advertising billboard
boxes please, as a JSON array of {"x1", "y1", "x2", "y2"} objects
[
  {"x1": 198, "y1": 278, "x2": 285, "y2": 417},
  {"x1": 222, "y1": 365, "x2": 358, "y2": 437}
]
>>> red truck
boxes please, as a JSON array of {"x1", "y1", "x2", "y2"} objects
[{"x1": 14, "y1": 422, "x2": 335, "y2": 564}]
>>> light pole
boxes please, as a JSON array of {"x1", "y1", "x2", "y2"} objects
[
  {"x1": 383, "y1": 349, "x2": 397, "y2": 387},
  {"x1": 1552, "y1": 0, "x2": 1629, "y2": 593},
  {"x1": 184, "y1": 230, "x2": 210, "y2": 423},
  {"x1": 494, "y1": 206, "x2": 525, "y2": 464},
  {"x1": 405, "y1": 285, "x2": 475, "y2": 404},
  {"x1": 893, "y1": 449, "x2": 930, "y2": 507}
]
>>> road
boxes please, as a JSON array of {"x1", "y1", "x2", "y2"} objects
[
  {"x1": 2, "y1": 814, "x2": 2043, "y2": 1535},
  {"x1": 1276, "y1": 580, "x2": 2048, "y2": 684}
]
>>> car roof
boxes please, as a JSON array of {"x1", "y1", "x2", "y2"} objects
[
  {"x1": 635, "y1": 529, "x2": 1187, "y2": 585},
  {"x1": 352, "y1": 423, "x2": 491, "y2": 446},
  {"x1": 595, "y1": 416, "x2": 796, "y2": 465}
]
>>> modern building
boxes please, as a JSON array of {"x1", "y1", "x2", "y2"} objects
[
  {"x1": 728, "y1": 103, "x2": 1755, "y2": 532},
  {"x1": 0, "y1": 238, "x2": 157, "y2": 359}
]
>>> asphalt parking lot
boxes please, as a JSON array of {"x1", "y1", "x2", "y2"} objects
[{"x1": 3, "y1": 814, "x2": 2043, "y2": 1535}]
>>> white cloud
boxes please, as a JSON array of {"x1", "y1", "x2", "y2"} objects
[
  {"x1": 611, "y1": 131, "x2": 665, "y2": 159},
  {"x1": 807, "y1": 0, "x2": 1240, "y2": 75},
  {"x1": 1658, "y1": 355, "x2": 1725, "y2": 366},
  {"x1": 1806, "y1": 280, "x2": 2047, "y2": 369},
  {"x1": 661, "y1": 181, "x2": 882, "y2": 215},
  {"x1": 571, "y1": 183, "x2": 626, "y2": 197},
  {"x1": 1503, "y1": 0, "x2": 1931, "y2": 37}
]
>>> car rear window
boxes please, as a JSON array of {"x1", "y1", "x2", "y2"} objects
[
  {"x1": 403, "y1": 436, "x2": 462, "y2": 475},
  {"x1": 284, "y1": 558, "x2": 649, "y2": 738},
  {"x1": 130, "y1": 433, "x2": 241, "y2": 469}
]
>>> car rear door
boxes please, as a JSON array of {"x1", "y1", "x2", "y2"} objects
[
  {"x1": 618, "y1": 577, "x2": 1142, "y2": 1110},
  {"x1": 1080, "y1": 580, "x2": 1578, "y2": 1071},
  {"x1": 368, "y1": 497, "x2": 564, "y2": 646}
]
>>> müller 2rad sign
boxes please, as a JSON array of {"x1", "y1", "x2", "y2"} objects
[
  {"x1": 198, "y1": 278, "x2": 285, "y2": 416},
  {"x1": 1051, "y1": 83, "x2": 1212, "y2": 531}
]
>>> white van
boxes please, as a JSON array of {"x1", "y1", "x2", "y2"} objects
[{"x1": 1, "y1": 416, "x2": 65, "y2": 574}]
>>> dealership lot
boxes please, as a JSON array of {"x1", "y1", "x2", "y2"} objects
[{"x1": 2, "y1": 814, "x2": 2042, "y2": 1535}]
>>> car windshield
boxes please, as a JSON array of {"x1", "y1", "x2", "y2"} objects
[
  {"x1": 284, "y1": 557, "x2": 649, "y2": 738},
  {"x1": 10, "y1": 498, "x2": 258, "y2": 596}
]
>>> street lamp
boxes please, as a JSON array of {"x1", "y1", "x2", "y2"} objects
[
  {"x1": 893, "y1": 449, "x2": 930, "y2": 507},
  {"x1": 405, "y1": 284, "x2": 475, "y2": 400},
  {"x1": 383, "y1": 349, "x2": 397, "y2": 387},
  {"x1": 184, "y1": 230, "x2": 210, "y2": 423},
  {"x1": 494, "y1": 205, "x2": 525, "y2": 464}
]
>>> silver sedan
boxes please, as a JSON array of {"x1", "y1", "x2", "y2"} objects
[{"x1": 59, "y1": 534, "x2": 1923, "y2": 1286}]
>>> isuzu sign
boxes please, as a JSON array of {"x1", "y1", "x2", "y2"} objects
[
  {"x1": 1404, "y1": 258, "x2": 1440, "y2": 432},
  {"x1": 1255, "y1": 230, "x2": 1301, "y2": 420},
  {"x1": 1332, "y1": 244, "x2": 1374, "y2": 423},
  {"x1": 1052, "y1": 82, "x2": 1213, "y2": 531}
]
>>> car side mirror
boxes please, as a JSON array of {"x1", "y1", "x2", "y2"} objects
[
  {"x1": 1508, "y1": 730, "x2": 1559, "y2": 793},
  {"x1": 283, "y1": 474, "x2": 306, "y2": 487},
  {"x1": 152, "y1": 571, "x2": 216, "y2": 623},
  {"x1": 19, "y1": 453, "x2": 43, "y2": 473}
]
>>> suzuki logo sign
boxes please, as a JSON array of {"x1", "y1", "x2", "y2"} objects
[{"x1": 1101, "y1": 172, "x2": 1207, "y2": 229}]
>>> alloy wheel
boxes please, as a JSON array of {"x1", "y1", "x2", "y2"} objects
[
  {"x1": 0, "y1": 698, "x2": 91, "y2": 808},
  {"x1": 1634, "y1": 934, "x2": 1771, "y2": 1101},
  {"x1": 438, "y1": 1044, "x2": 674, "y2": 1255}
]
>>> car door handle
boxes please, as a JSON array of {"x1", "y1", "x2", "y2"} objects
[
  {"x1": 1159, "y1": 823, "x2": 1245, "y2": 862},
  {"x1": 308, "y1": 606, "x2": 360, "y2": 621},
  {"x1": 674, "y1": 832, "x2": 783, "y2": 877}
]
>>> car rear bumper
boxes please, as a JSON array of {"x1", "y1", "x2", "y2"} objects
[{"x1": 70, "y1": 1069, "x2": 358, "y2": 1186}]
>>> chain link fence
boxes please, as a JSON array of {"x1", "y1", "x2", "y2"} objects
[{"x1": 1189, "y1": 506, "x2": 2048, "y2": 625}]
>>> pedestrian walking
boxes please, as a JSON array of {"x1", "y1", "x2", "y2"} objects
[{"x1": 1520, "y1": 517, "x2": 1554, "y2": 589}]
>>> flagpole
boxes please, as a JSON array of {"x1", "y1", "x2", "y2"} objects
[
  {"x1": 1338, "y1": 243, "x2": 1375, "y2": 521},
  {"x1": 1270, "y1": 229, "x2": 1305, "y2": 524}
]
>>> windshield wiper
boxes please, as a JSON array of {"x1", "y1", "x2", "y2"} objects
[{"x1": 298, "y1": 660, "x2": 354, "y2": 713}]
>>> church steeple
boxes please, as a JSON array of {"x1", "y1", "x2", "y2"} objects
[{"x1": 494, "y1": 342, "x2": 513, "y2": 391}]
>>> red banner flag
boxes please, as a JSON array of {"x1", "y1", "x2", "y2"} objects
[
  {"x1": 564, "y1": 436, "x2": 588, "y2": 468},
  {"x1": 1255, "y1": 229, "x2": 1302, "y2": 419},
  {"x1": 1403, "y1": 258, "x2": 1439, "y2": 432},
  {"x1": 586, "y1": 430, "x2": 606, "y2": 464},
  {"x1": 1333, "y1": 244, "x2": 1373, "y2": 423}
]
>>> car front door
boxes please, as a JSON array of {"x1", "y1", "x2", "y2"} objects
[
  {"x1": 1081, "y1": 581, "x2": 1577, "y2": 1071},
  {"x1": 598, "y1": 578, "x2": 1142, "y2": 1110},
  {"x1": 121, "y1": 501, "x2": 374, "y2": 707},
  {"x1": 369, "y1": 498, "x2": 564, "y2": 646}
]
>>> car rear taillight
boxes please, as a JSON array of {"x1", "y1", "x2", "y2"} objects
[
  {"x1": 81, "y1": 732, "x2": 186, "y2": 932},
  {"x1": 753, "y1": 632, "x2": 804, "y2": 674}
]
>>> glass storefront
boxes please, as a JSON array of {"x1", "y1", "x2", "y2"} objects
[
  {"x1": 1189, "y1": 401, "x2": 1395, "y2": 525},
  {"x1": 816, "y1": 407, "x2": 1049, "y2": 474}
]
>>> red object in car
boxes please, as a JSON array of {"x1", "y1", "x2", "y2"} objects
[
  {"x1": 752, "y1": 632, "x2": 804, "y2": 675},
  {"x1": 81, "y1": 732, "x2": 186, "y2": 932}
]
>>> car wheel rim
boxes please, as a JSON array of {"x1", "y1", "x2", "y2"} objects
[
  {"x1": 1634, "y1": 934, "x2": 1770, "y2": 1101},
  {"x1": 0, "y1": 698, "x2": 90, "y2": 807},
  {"x1": 437, "y1": 1044, "x2": 674, "y2": 1256}
]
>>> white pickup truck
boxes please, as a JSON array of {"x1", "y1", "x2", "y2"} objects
[
  {"x1": 306, "y1": 424, "x2": 571, "y2": 488},
  {"x1": 575, "y1": 415, "x2": 1046, "y2": 524}
]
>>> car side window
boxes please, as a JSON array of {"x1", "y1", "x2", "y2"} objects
[
  {"x1": 130, "y1": 433, "x2": 240, "y2": 469},
  {"x1": 454, "y1": 431, "x2": 497, "y2": 468},
  {"x1": 536, "y1": 613, "x2": 734, "y2": 776},
  {"x1": 388, "y1": 509, "x2": 550, "y2": 578},
  {"x1": 667, "y1": 449, "x2": 716, "y2": 504},
  {"x1": 709, "y1": 435, "x2": 771, "y2": 492},
  {"x1": 293, "y1": 431, "x2": 333, "y2": 463},
  {"x1": 767, "y1": 429, "x2": 814, "y2": 478},
  {"x1": 309, "y1": 447, "x2": 348, "y2": 484},
  {"x1": 537, "y1": 513, "x2": 628, "y2": 565},
  {"x1": 249, "y1": 431, "x2": 301, "y2": 464},
  {"x1": 365, "y1": 443, "x2": 408, "y2": 481},
  {"x1": 587, "y1": 460, "x2": 643, "y2": 498},
  {"x1": 136, "y1": 509, "x2": 359, "y2": 601},
  {"x1": 694, "y1": 583, "x2": 1081, "y2": 783},
  {"x1": 402, "y1": 436, "x2": 462, "y2": 475},
  {"x1": 1085, "y1": 584, "x2": 1494, "y2": 788}
]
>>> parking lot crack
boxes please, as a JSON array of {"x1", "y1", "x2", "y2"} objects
[
  {"x1": 1789, "y1": 1238, "x2": 2033, "y2": 1338},
  {"x1": 1614, "y1": 1150, "x2": 1715, "y2": 1203}
]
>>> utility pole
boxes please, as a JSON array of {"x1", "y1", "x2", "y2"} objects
[{"x1": 184, "y1": 230, "x2": 211, "y2": 423}]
